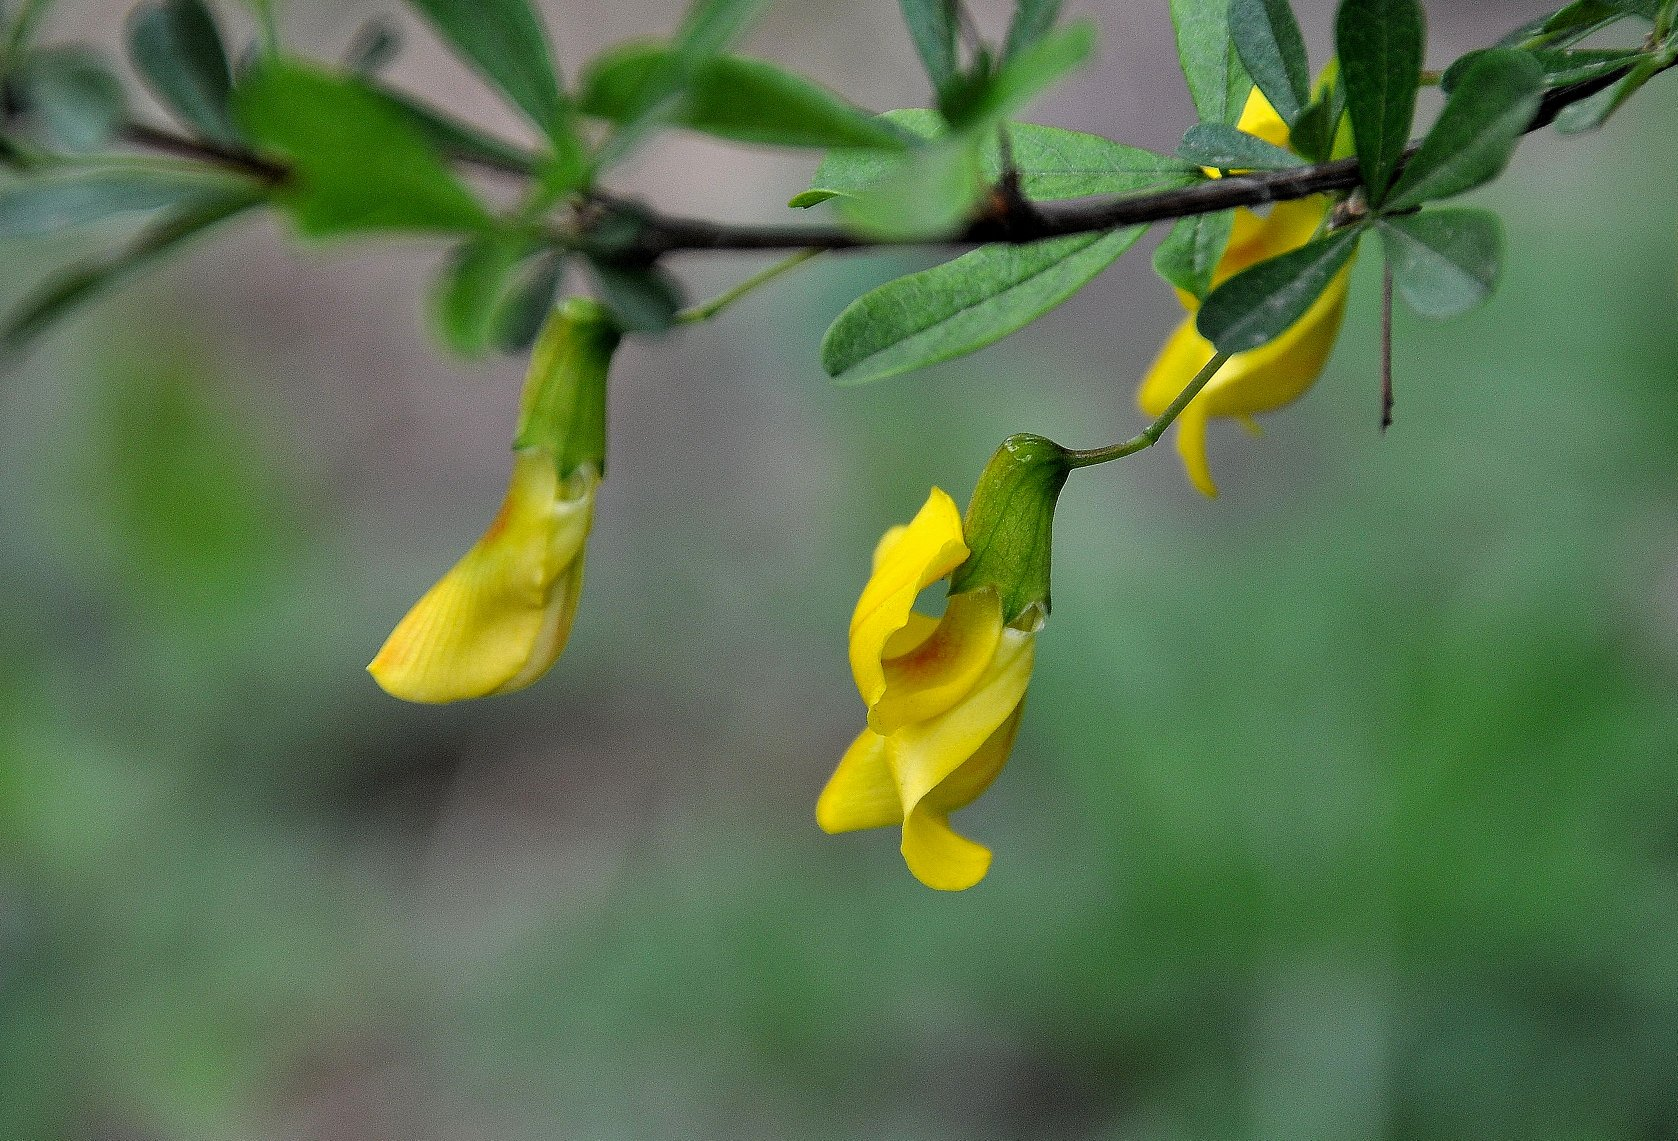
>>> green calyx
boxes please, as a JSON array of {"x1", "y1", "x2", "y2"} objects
[
  {"x1": 949, "y1": 433, "x2": 1072, "y2": 628},
  {"x1": 513, "y1": 296, "x2": 622, "y2": 478}
]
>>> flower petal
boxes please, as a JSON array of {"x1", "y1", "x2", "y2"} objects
[
  {"x1": 1237, "y1": 87, "x2": 1291, "y2": 149},
  {"x1": 901, "y1": 806, "x2": 993, "y2": 891},
  {"x1": 1174, "y1": 394, "x2": 1219, "y2": 498},
  {"x1": 849, "y1": 488, "x2": 968, "y2": 704},
  {"x1": 816, "y1": 728, "x2": 901, "y2": 834},
  {"x1": 869, "y1": 587, "x2": 1003, "y2": 735},
  {"x1": 369, "y1": 450, "x2": 595, "y2": 703},
  {"x1": 890, "y1": 628, "x2": 1034, "y2": 816}
]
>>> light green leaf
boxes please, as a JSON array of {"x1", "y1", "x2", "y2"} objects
[
  {"x1": 1378, "y1": 208, "x2": 1501, "y2": 318},
  {"x1": 836, "y1": 141, "x2": 984, "y2": 240},
  {"x1": 1386, "y1": 49, "x2": 1543, "y2": 211},
  {"x1": 432, "y1": 233, "x2": 533, "y2": 358},
  {"x1": 1229, "y1": 0, "x2": 1311, "y2": 124},
  {"x1": 820, "y1": 226, "x2": 1144, "y2": 385},
  {"x1": 127, "y1": 0, "x2": 239, "y2": 145},
  {"x1": 0, "y1": 166, "x2": 249, "y2": 237},
  {"x1": 676, "y1": 0, "x2": 771, "y2": 61},
  {"x1": 1178, "y1": 122, "x2": 1305, "y2": 170},
  {"x1": 1197, "y1": 223, "x2": 1364, "y2": 352},
  {"x1": 18, "y1": 47, "x2": 125, "y2": 153},
  {"x1": 2, "y1": 188, "x2": 260, "y2": 355},
  {"x1": 1153, "y1": 208, "x2": 1236, "y2": 299},
  {"x1": 1554, "y1": 55, "x2": 1659, "y2": 133},
  {"x1": 579, "y1": 45, "x2": 910, "y2": 150},
  {"x1": 1170, "y1": 0, "x2": 1253, "y2": 125},
  {"x1": 953, "y1": 20, "x2": 1096, "y2": 131},
  {"x1": 403, "y1": 0, "x2": 564, "y2": 135},
  {"x1": 235, "y1": 59, "x2": 490, "y2": 236},
  {"x1": 1336, "y1": 0, "x2": 1423, "y2": 205}
]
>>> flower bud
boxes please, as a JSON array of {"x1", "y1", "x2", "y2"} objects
[{"x1": 948, "y1": 433, "x2": 1071, "y2": 629}]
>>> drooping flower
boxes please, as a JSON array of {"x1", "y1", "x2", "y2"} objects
[
  {"x1": 1140, "y1": 89, "x2": 1353, "y2": 497},
  {"x1": 369, "y1": 299, "x2": 619, "y2": 703},
  {"x1": 819, "y1": 437, "x2": 1069, "y2": 891}
]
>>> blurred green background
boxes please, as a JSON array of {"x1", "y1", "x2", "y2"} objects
[{"x1": 4, "y1": 1, "x2": 1678, "y2": 1138}]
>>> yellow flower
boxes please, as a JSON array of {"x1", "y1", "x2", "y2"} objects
[
  {"x1": 368, "y1": 451, "x2": 596, "y2": 703},
  {"x1": 818, "y1": 488, "x2": 1036, "y2": 891},
  {"x1": 369, "y1": 298, "x2": 618, "y2": 704},
  {"x1": 1140, "y1": 89, "x2": 1352, "y2": 497}
]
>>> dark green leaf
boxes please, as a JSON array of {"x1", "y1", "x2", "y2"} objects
[
  {"x1": 1386, "y1": 50, "x2": 1542, "y2": 211},
  {"x1": 1336, "y1": 0, "x2": 1423, "y2": 205},
  {"x1": 17, "y1": 47, "x2": 125, "y2": 152},
  {"x1": 0, "y1": 166, "x2": 249, "y2": 237},
  {"x1": 343, "y1": 17, "x2": 401, "y2": 75},
  {"x1": 127, "y1": 0, "x2": 239, "y2": 145},
  {"x1": 371, "y1": 84, "x2": 537, "y2": 175},
  {"x1": 899, "y1": 0, "x2": 959, "y2": 97},
  {"x1": 1378, "y1": 208, "x2": 1501, "y2": 318},
  {"x1": 1229, "y1": 0, "x2": 1311, "y2": 124},
  {"x1": 1178, "y1": 122, "x2": 1305, "y2": 169},
  {"x1": 580, "y1": 45, "x2": 910, "y2": 150},
  {"x1": 796, "y1": 112, "x2": 1199, "y2": 207},
  {"x1": 1004, "y1": 0, "x2": 1065, "y2": 62},
  {"x1": 493, "y1": 252, "x2": 567, "y2": 352},
  {"x1": 1554, "y1": 55, "x2": 1658, "y2": 132},
  {"x1": 1289, "y1": 65, "x2": 1346, "y2": 163},
  {"x1": 1197, "y1": 223, "x2": 1363, "y2": 352},
  {"x1": 1171, "y1": 0, "x2": 1254, "y2": 125},
  {"x1": 432, "y1": 233, "x2": 533, "y2": 358},
  {"x1": 585, "y1": 258, "x2": 683, "y2": 333},
  {"x1": 1602, "y1": 0, "x2": 1660, "y2": 16},
  {"x1": 821, "y1": 226, "x2": 1144, "y2": 384},
  {"x1": 1153, "y1": 208, "x2": 1237, "y2": 299},
  {"x1": 235, "y1": 60, "x2": 490, "y2": 236},
  {"x1": 836, "y1": 141, "x2": 984, "y2": 240},
  {"x1": 2, "y1": 188, "x2": 260, "y2": 355},
  {"x1": 1497, "y1": 2, "x2": 1631, "y2": 49},
  {"x1": 403, "y1": 0, "x2": 563, "y2": 135}
]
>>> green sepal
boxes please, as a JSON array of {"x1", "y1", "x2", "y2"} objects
[
  {"x1": 949, "y1": 433, "x2": 1072, "y2": 627},
  {"x1": 514, "y1": 297, "x2": 621, "y2": 478}
]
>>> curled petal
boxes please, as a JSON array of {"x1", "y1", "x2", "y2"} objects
[
  {"x1": 369, "y1": 449, "x2": 595, "y2": 703},
  {"x1": 899, "y1": 702, "x2": 1026, "y2": 891},
  {"x1": 890, "y1": 629, "x2": 1034, "y2": 831},
  {"x1": 848, "y1": 488, "x2": 968, "y2": 705},
  {"x1": 869, "y1": 588, "x2": 1003, "y2": 736}
]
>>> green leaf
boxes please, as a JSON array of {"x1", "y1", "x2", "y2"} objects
[
  {"x1": 1443, "y1": 47, "x2": 1641, "y2": 92},
  {"x1": 676, "y1": 0, "x2": 771, "y2": 61},
  {"x1": 17, "y1": 47, "x2": 126, "y2": 153},
  {"x1": 820, "y1": 226, "x2": 1144, "y2": 385},
  {"x1": 403, "y1": 0, "x2": 563, "y2": 135},
  {"x1": 1229, "y1": 0, "x2": 1311, "y2": 125},
  {"x1": 1004, "y1": 0, "x2": 1065, "y2": 62},
  {"x1": 579, "y1": 45, "x2": 910, "y2": 150},
  {"x1": 836, "y1": 141, "x2": 984, "y2": 240},
  {"x1": 432, "y1": 233, "x2": 533, "y2": 358},
  {"x1": 235, "y1": 60, "x2": 491, "y2": 236},
  {"x1": 1177, "y1": 122, "x2": 1305, "y2": 169},
  {"x1": 493, "y1": 252, "x2": 567, "y2": 352},
  {"x1": 1289, "y1": 63, "x2": 1346, "y2": 163},
  {"x1": 1336, "y1": 0, "x2": 1423, "y2": 205},
  {"x1": 343, "y1": 16, "x2": 402, "y2": 75},
  {"x1": 1554, "y1": 55, "x2": 1659, "y2": 132},
  {"x1": 1385, "y1": 50, "x2": 1542, "y2": 211},
  {"x1": 1497, "y1": 2, "x2": 1631, "y2": 49},
  {"x1": 371, "y1": 84, "x2": 537, "y2": 175},
  {"x1": 0, "y1": 166, "x2": 249, "y2": 237},
  {"x1": 899, "y1": 0, "x2": 959, "y2": 97},
  {"x1": 127, "y1": 0, "x2": 239, "y2": 145},
  {"x1": 1153, "y1": 208, "x2": 1237, "y2": 299},
  {"x1": 1378, "y1": 208, "x2": 1501, "y2": 318},
  {"x1": 1197, "y1": 223, "x2": 1363, "y2": 353},
  {"x1": 1171, "y1": 0, "x2": 1253, "y2": 125},
  {"x1": 585, "y1": 258, "x2": 684, "y2": 333},
  {"x1": 952, "y1": 20, "x2": 1096, "y2": 131},
  {"x1": 797, "y1": 112, "x2": 1199, "y2": 207},
  {"x1": 2, "y1": 188, "x2": 260, "y2": 355}
]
